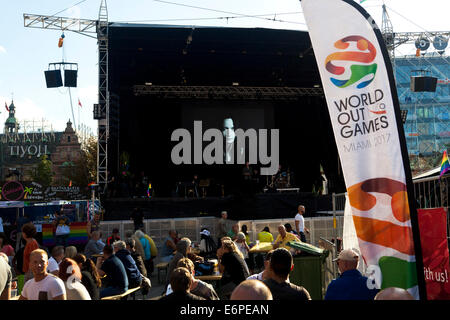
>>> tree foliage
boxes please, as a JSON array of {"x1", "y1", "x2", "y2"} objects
[{"x1": 32, "y1": 154, "x2": 53, "y2": 186}]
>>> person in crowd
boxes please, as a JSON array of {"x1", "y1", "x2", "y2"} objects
[
  {"x1": 21, "y1": 222, "x2": 40, "y2": 282},
  {"x1": 19, "y1": 249, "x2": 66, "y2": 300},
  {"x1": 86, "y1": 212, "x2": 101, "y2": 239},
  {"x1": 234, "y1": 232, "x2": 253, "y2": 274},
  {"x1": 227, "y1": 223, "x2": 240, "y2": 241},
  {"x1": 240, "y1": 225, "x2": 251, "y2": 244},
  {"x1": 0, "y1": 232, "x2": 15, "y2": 263},
  {"x1": 258, "y1": 226, "x2": 273, "y2": 243},
  {"x1": 84, "y1": 230, "x2": 105, "y2": 260},
  {"x1": 160, "y1": 230, "x2": 178, "y2": 263},
  {"x1": 217, "y1": 239, "x2": 250, "y2": 299},
  {"x1": 247, "y1": 250, "x2": 274, "y2": 281},
  {"x1": 48, "y1": 246, "x2": 65, "y2": 276},
  {"x1": 142, "y1": 230, "x2": 157, "y2": 276},
  {"x1": 294, "y1": 205, "x2": 309, "y2": 242},
  {"x1": 216, "y1": 211, "x2": 228, "y2": 248},
  {"x1": 125, "y1": 238, "x2": 147, "y2": 277},
  {"x1": 65, "y1": 246, "x2": 78, "y2": 259},
  {"x1": 125, "y1": 238, "x2": 151, "y2": 296},
  {"x1": 159, "y1": 267, "x2": 205, "y2": 301},
  {"x1": 216, "y1": 236, "x2": 231, "y2": 259},
  {"x1": 199, "y1": 228, "x2": 217, "y2": 259},
  {"x1": 284, "y1": 223, "x2": 299, "y2": 237},
  {"x1": 53, "y1": 210, "x2": 71, "y2": 248},
  {"x1": 73, "y1": 253, "x2": 101, "y2": 300},
  {"x1": 263, "y1": 248, "x2": 311, "y2": 300},
  {"x1": 125, "y1": 231, "x2": 146, "y2": 263},
  {"x1": 15, "y1": 214, "x2": 31, "y2": 252},
  {"x1": 134, "y1": 230, "x2": 152, "y2": 273},
  {"x1": 58, "y1": 258, "x2": 91, "y2": 300},
  {"x1": 130, "y1": 207, "x2": 144, "y2": 231},
  {"x1": 272, "y1": 225, "x2": 300, "y2": 251},
  {"x1": 0, "y1": 253, "x2": 12, "y2": 300},
  {"x1": 374, "y1": 287, "x2": 415, "y2": 300},
  {"x1": 165, "y1": 257, "x2": 219, "y2": 300},
  {"x1": 106, "y1": 228, "x2": 121, "y2": 246},
  {"x1": 95, "y1": 244, "x2": 128, "y2": 298},
  {"x1": 11, "y1": 239, "x2": 25, "y2": 294},
  {"x1": 324, "y1": 249, "x2": 379, "y2": 300},
  {"x1": 230, "y1": 279, "x2": 273, "y2": 300},
  {"x1": 113, "y1": 240, "x2": 142, "y2": 289},
  {"x1": 166, "y1": 238, "x2": 192, "y2": 286}
]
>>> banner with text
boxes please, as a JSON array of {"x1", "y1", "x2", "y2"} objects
[
  {"x1": 418, "y1": 208, "x2": 450, "y2": 300},
  {"x1": 301, "y1": 0, "x2": 423, "y2": 298}
]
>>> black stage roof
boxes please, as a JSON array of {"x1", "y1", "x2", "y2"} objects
[
  {"x1": 108, "y1": 23, "x2": 321, "y2": 89},
  {"x1": 104, "y1": 24, "x2": 345, "y2": 199}
]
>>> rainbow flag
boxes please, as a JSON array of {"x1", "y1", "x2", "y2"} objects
[
  {"x1": 42, "y1": 222, "x2": 88, "y2": 247},
  {"x1": 42, "y1": 224, "x2": 55, "y2": 247},
  {"x1": 440, "y1": 150, "x2": 450, "y2": 178}
]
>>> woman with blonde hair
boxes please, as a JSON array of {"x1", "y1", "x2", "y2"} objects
[
  {"x1": 217, "y1": 239, "x2": 249, "y2": 299},
  {"x1": 65, "y1": 246, "x2": 77, "y2": 259},
  {"x1": 58, "y1": 258, "x2": 91, "y2": 300}
]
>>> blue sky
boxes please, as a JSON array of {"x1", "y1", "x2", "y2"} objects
[{"x1": 0, "y1": 0, "x2": 448, "y2": 135}]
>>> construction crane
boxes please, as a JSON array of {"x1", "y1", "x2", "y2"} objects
[{"x1": 23, "y1": 0, "x2": 110, "y2": 194}]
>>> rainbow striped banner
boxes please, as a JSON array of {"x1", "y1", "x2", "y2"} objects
[
  {"x1": 42, "y1": 224, "x2": 56, "y2": 247},
  {"x1": 440, "y1": 150, "x2": 450, "y2": 178},
  {"x1": 42, "y1": 222, "x2": 88, "y2": 247}
]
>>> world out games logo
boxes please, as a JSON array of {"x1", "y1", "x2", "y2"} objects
[{"x1": 171, "y1": 120, "x2": 279, "y2": 176}]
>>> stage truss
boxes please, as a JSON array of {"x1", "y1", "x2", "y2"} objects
[{"x1": 133, "y1": 85, "x2": 324, "y2": 100}]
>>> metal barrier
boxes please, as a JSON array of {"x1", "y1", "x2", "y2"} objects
[{"x1": 413, "y1": 175, "x2": 449, "y2": 209}]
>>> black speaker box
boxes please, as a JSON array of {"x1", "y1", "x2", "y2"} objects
[
  {"x1": 64, "y1": 69, "x2": 78, "y2": 87},
  {"x1": 410, "y1": 76, "x2": 437, "y2": 92},
  {"x1": 44, "y1": 70, "x2": 63, "y2": 88}
]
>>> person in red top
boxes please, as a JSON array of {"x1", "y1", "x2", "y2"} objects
[
  {"x1": 0, "y1": 233, "x2": 15, "y2": 260},
  {"x1": 106, "y1": 228, "x2": 121, "y2": 246},
  {"x1": 22, "y1": 223, "x2": 39, "y2": 282}
]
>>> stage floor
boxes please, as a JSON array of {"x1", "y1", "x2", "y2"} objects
[{"x1": 103, "y1": 192, "x2": 333, "y2": 221}]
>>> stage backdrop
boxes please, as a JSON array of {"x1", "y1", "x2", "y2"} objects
[
  {"x1": 418, "y1": 208, "x2": 450, "y2": 300},
  {"x1": 301, "y1": 0, "x2": 425, "y2": 298}
]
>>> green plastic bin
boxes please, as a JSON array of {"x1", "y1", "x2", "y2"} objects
[{"x1": 287, "y1": 241, "x2": 329, "y2": 300}]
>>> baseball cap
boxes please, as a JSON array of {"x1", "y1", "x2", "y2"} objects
[{"x1": 333, "y1": 249, "x2": 359, "y2": 262}]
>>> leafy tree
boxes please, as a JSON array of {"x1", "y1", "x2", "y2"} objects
[{"x1": 32, "y1": 154, "x2": 53, "y2": 186}]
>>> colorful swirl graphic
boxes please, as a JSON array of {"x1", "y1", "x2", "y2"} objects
[
  {"x1": 325, "y1": 35, "x2": 377, "y2": 89},
  {"x1": 348, "y1": 177, "x2": 418, "y2": 290}
]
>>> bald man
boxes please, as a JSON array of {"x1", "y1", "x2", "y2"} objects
[
  {"x1": 374, "y1": 287, "x2": 415, "y2": 300},
  {"x1": 230, "y1": 280, "x2": 273, "y2": 300}
]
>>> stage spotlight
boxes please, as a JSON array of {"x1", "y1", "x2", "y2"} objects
[{"x1": 44, "y1": 69, "x2": 63, "y2": 88}]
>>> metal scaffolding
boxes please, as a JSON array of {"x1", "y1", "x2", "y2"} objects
[{"x1": 133, "y1": 85, "x2": 324, "y2": 100}]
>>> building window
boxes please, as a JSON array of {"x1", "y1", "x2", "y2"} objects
[{"x1": 68, "y1": 136, "x2": 71, "y2": 143}]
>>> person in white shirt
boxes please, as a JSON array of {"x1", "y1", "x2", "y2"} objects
[
  {"x1": 294, "y1": 205, "x2": 309, "y2": 243},
  {"x1": 19, "y1": 249, "x2": 66, "y2": 300},
  {"x1": 47, "y1": 246, "x2": 65, "y2": 276}
]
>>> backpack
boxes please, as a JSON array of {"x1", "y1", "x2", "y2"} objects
[{"x1": 194, "y1": 261, "x2": 215, "y2": 276}]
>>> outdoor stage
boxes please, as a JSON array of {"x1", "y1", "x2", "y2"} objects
[
  {"x1": 101, "y1": 23, "x2": 346, "y2": 219},
  {"x1": 102, "y1": 192, "x2": 334, "y2": 221}
]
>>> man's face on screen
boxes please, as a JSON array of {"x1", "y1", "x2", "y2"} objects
[{"x1": 223, "y1": 118, "x2": 235, "y2": 144}]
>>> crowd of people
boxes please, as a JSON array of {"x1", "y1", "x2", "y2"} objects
[
  {"x1": 0, "y1": 208, "x2": 154, "y2": 300},
  {"x1": 0, "y1": 204, "x2": 415, "y2": 301}
]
